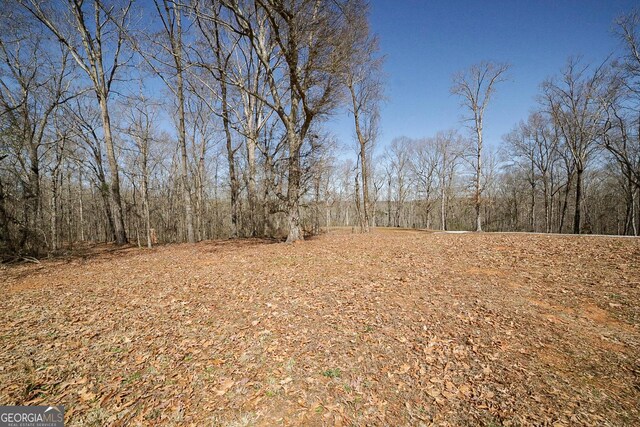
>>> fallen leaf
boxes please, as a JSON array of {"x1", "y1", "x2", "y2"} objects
[
  {"x1": 459, "y1": 384, "x2": 472, "y2": 396},
  {"x1": 78, "y1": 387, "x2": 96, "y2": 402},
  {"x1": 215, "y1": 378, "x2": 235, "y2": 396},
  {"x1": 280, "y1": 377, "x2": 293, "y2": 385},
  {"x1": 397, "y1": 364, "x2": 410, "y2": 374},
  {"x1": 427, "y1": 388, "x2": 440, "y2": 398}
]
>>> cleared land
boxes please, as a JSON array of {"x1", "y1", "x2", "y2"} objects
[{"x1": 1, "y1": 230, "x2": 639, "y2": 426}]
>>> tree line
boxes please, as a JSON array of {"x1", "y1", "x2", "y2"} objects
[
  {"x1": 0, "y1": 1, "x2": 638, "y2": 259},
  {"x1": 0, "y1": 0, "x2": 380, "y2": 256},
  {"x1": 299, "y1": 10, "x2": 640, "y2": 237}
]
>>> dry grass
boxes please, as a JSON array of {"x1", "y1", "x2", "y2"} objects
[{"x1": 1, "y1": 230, "x2": 638, "y2": 426}]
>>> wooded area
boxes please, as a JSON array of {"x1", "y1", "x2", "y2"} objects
[{"x1": 1, "y1": 1, "x2": 639, "y2": 258}]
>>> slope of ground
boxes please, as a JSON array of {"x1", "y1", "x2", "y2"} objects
[{"x1": 1, "y1": 230, "x2": 639, "y2": 426}]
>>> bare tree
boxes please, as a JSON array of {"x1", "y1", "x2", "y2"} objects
[
  {"x1": 184, "y1": 92, "x2": 216, "y2": 241},
  {"x1": 410, "y1": 138, "x2": 439, "y2": 229},
  {"x1": 433, "y1": 130, "x2": 464, "y2": 231},
  {"x1": 344, "y1": 2, "x2": 383, "y2": 233},
  {"x1": 219, "y1": 0, "x2": 360, "y2": 242},
  {"x1": 138, "y1": 0, "x2": 197, "y2": 242},
  {"x1": 542, "y1": 58, "x2": 609, "y2": 234},
  {"x1": 451, "y1": 61, "x2": 510, "y2": 231},
  {"x1": 615, "y1": 10, "x2": 640, "y2": 96},
  {"x1": 19, "y1": 0, "x2": 132, "y2": 244},
  {"x1": 192, "y1": 0, "x2": 276, "y2": 238},
  {"x1": 603, "y1": 10, "x2": 640, "y2": 235},
  {"x1": 385, "y1": 137, "x2": 412, "y2": 227},
  {"x1": 48, "y1": 117, "x2": 68, "y2": 250},
  {"x1": 211, "y1": 9, "x2": 242, "y2": 239},
  {"x1": 123, "y1": 92, "x2": 160, "y2": 247},
  {"x1": 226, "y1": 16, "x2": 273, "y2": 238},
  {"x1": 504, "y1": 113, "x2": 561, "y2": 233},
  {"x1": 62, "y1": 95, "x2": 118, "y2": 241},
  {"x1": 0, "y1": 9, "x2": 76, "y2": 253},
  {"x1": 602, "y1": 80, "x2": 640, "y2": 235}
]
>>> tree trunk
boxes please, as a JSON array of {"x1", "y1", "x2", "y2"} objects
[
  {"x1": 360, "y1": 148, "x2": 370, "y2": 232},
  {"x1": 99, "y1": 181, "x2": 116, "y2": 242},
  {"x1": 65, "y1": 169, "x2": 73, "y2": 245},
  {"x1": 633, "y1": 185, "x2": 639, "y2": 236},
  {"x1": 78, "y1": 167, "x2": 85, "y2": 242},
  {"x1": 197, "y1": 138, "x2": 207, "y2": 241},
  {"x1": 346, "y1": 203, "x2": 350, "y2": 227},
  {"x1": 262, "y1": 154, "x2": 273, "y2": 237},
  {"x1": 355, "y1": 172, "x2": 363, "y2": 232},
  {"x1": 27, "y1": 144, "x2": 41, "y2": 252},
  {"x1": 50, "y1": 175, "x2": 58, "y2": 251},
  {"x1": 573, "y1": 167, "x2": 583, "y2": 234},
  {"x1": 174, "y1": 9, "x2": 195, "y2": 244},
  {"x1": 226, "y1": 136, "x2": 240, "y2": 239},
  {"x1": 558, "y1": 172, "x2": 573, "y2": 234},
  {"x1": 213, "y1": 15, "x2": 238, "y2": 239},
  {"x1": 142, "y1": 145, "x2": 152, "y2": 248},
  {"x1": 221, "y1": 81, "x2": 239, "y2": 239},
  {"x1": 530, "y1": 158, "x2": 536, "y2": 232},
  {"x1": 440, "y1": 173, "x2": 447, "y2": 231},
  {"x1": 386, "y1": 175, "x2": 392, "y2": 227},
  {"x1": 543, "y1": 176, "x2": 550, "y2": 233},
  {"x1": 246, "y1": 133, "x2": 257, "y2": 236},
  {"x1": 98, "y1": 95, "x2": 127, "y2": 245},
  {"x1": 475, "y1": 124, "x2": 483, "y2": 232},
  {"x1": 624, "y1": 179, "x2": 634, "y2": 236},
  {"x1": 350, "y1": 83, "x2": 370, "y2": 233},
  {"x1": 326, "y1": 202, "x2": 331, "y2": 230},
  {"x1": 286, "y1": 134, "x2": 303, "y2": 243}
]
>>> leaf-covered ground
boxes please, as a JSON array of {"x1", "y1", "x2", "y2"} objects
[{"x1": 1, "y1": 230, "x2": 639, "y2": 426}]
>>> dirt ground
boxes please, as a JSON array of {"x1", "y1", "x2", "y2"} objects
[{"x1": 1, "y1": 229, "x2": 639, "y2": 426}]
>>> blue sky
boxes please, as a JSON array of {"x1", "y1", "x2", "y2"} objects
[{"x1": 328, "y1": 0, "x2": 638, "y2": 154}]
